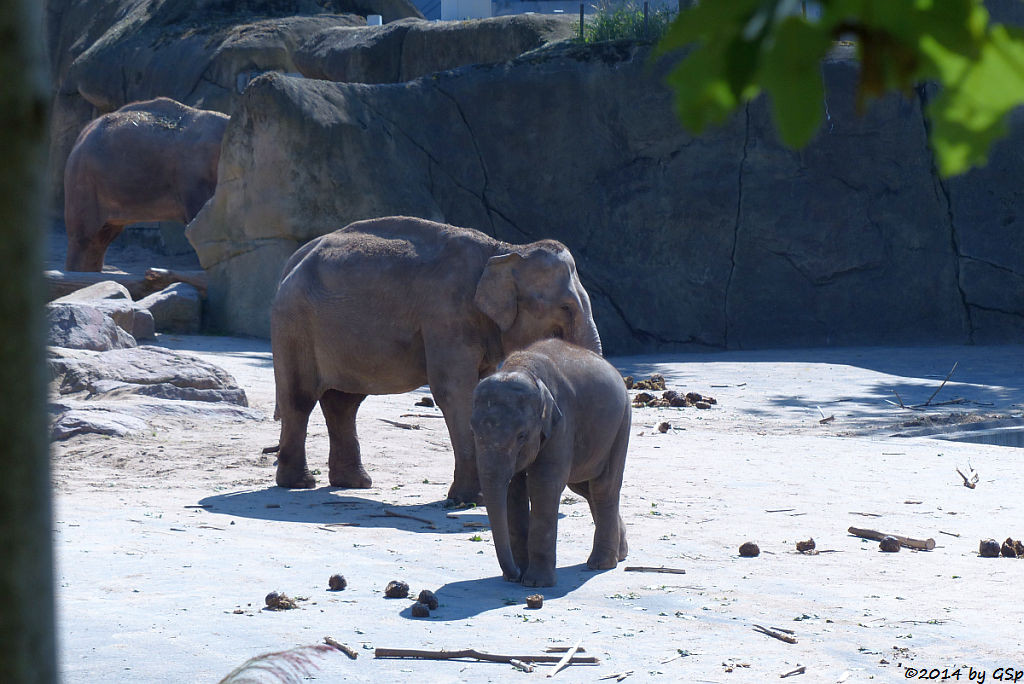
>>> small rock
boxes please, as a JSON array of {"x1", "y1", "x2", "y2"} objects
[
  {"x1": 739, "y1": 542, "x2": 760, "y2": 557},
  {"x1": 415, "y1": 396, "x2": 434, "y2": 407},
  {"x1": 410, "y1": 602, "x2": 430, "y2": 617},
  {"x1": 525, "y1": 594, "x2": 544, "y2": 609},
  {"x1": 796, "y1": 538, "x2": 816, "y2": 553},
  {"x1": 879, "y1": 536, "x2": 901, "y2": 552},
  {"x1": 265, "y1": 591, "x2": 298, "y2": 610},
  {"x1": 657, "y1": 422, "x2": 671, "y2": 433},
  {"x1": 623, "y1": 376, "x2": 634, "y2": 389},
  {"x1": 417, "y1": 589, "x2": 438, "y2": 610},
  {"x1": 384, "y1": 580, "x2": 409, "y2": 598},
  {"x1": 137, "y1": 282, "x2": 201, "y2": 334},
  {"x1": 695, "y1": 401, "x2": 712, "y2": 410},
  {"x1": 328, "y1": 574, "x2": 347, "y2": 591},
  {"x1": 633, "y1": 392, "x2": 655, "y2": 407},
  {"x1": 47, "y1": 302, "x2": 137, "y2": 351},
  {"x1": 1001, "y1": 538, "x2": 1018, "y2": 558},
  {"x1": 979, "y1": 539, "x2": 1001, "y2": 557}
]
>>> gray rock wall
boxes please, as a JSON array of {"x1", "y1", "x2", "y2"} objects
[{"x1": 188, "y1": 41, "x2": 1024, "y2": 353}]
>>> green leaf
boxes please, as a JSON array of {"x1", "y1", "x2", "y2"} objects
[{"x1": 760, "y1": 16, "x2": 833, "y2": 147}]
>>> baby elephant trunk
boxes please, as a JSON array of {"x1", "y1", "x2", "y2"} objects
[{"x1": 481, "y1": 472, "x2": 520, "y2": 582}]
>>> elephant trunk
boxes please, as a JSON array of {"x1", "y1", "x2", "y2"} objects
[
  {"x1": 576, "y1": 290, "x2": 603, "y2": 356},
  {"x1": 482, "y1": 474, "x2": 521, "y2": 582}
]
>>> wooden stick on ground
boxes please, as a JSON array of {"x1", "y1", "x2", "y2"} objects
[
  {"x1": 623, "y1": 566, "x2": 686, "y2": 575},
  {"x1": 752, "y1": 625, "x2": 797, "y2": 644},
  {"x1": 509, "y1": 659, "x2": 534, "y2": 673},
  {"x1": 847, "y1": 526, "x2": 936, "y2": 551},
  {"x1": 369, "y1": 510, "x2": 436, "y2": 529},
  {"x1": 324, "y1": 636, "x2": 358, "y2": 659},
  {"x1": 780, "y1": 665, "x2": 807, "y2": 678},
  {"x1": 373, "y1": 648, "x2": 599, "y2": 665},
  {"x1": 920, "y1": 361, "x2": 957, "y2": 407},
  {"x1": 378, "y1": 418, "x2": 421, "y2": 430},
  {"x1": 547, "y1": 638, "x2": 583, "y2": 678},
  {"x1": 956, "y1": 467, "x2": 978, "y2": 489}
]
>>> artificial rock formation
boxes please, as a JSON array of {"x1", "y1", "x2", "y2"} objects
[{"x1": 188, "y1": 40, "x2": 1024, "y2": 352}]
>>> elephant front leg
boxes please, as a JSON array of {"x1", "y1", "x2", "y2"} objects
[
  {"x1": 427, "y1": 362, "x2": 483, "y2": 505},
  {"x1": 521, "y1": 469, "x2": 565, "y2": 587},
  {"x1": 319, "y1": 389, "x2": 371, "y2": 488}
]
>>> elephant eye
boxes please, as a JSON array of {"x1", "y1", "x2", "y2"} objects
[{"x1": 516, "y1": 431, "x2": 528, "y2": 444}]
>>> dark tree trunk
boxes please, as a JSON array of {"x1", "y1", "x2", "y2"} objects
[{"x1": 0, "y1": 1, "x2": 57, "y2": 681}]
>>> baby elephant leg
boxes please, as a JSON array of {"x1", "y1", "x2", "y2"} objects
[{"x1": 581, "y1": 424, "x2": 629, "y2": 569}]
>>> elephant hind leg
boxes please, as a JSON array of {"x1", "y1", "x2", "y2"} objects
[
  {"x1": 319, "y1": 389, "x2": 371, "y2": 489},
  {"x1": 275, "y1": 393, "x2": 317, "y2": 489}
]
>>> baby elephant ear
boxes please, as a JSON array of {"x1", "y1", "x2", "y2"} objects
[
  {"x1": 537, "y1": 378, "x2": 563, "y2": 440},
  {"x1": 474, "y1": 253, "x2": 521, "y2": 331}
]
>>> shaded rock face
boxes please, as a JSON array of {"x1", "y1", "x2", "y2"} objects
[
  {"x1": 48, "y1": 345, "x2": 254, "y2": 440},
  {"x1": 44, "y1": 0, "x2": 423, "y2": 213},
  {"x1": 293, "y1": 15, "x2": 578, "y2": 84},
  {"x1": 188, "y1": 41, "x2": 1023, "y2": 352}
]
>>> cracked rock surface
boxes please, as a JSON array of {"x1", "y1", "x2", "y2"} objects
[{"x1": 188, "y1": 40, "x2": 1024, "y2": 352}]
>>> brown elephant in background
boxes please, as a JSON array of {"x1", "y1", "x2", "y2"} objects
[
  {"x1": 471, "y1": 338, "x2": 630, "y2": 587},
  {"x1": 63, "y1": 97, "x2": 229, "y2": 271},
  {"x1": 271, "y1": 216, "x2": 603, "y2": 504}
]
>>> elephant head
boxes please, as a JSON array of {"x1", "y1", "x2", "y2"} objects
[
  {"x1": 470, "y1": 370, "x2": 562, "y2": 582},
  {"x1": 474, "y1": 240, "x2": 602, "y2": 356}
]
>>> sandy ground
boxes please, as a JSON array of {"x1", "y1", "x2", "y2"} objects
[{"x1": 50, "y1": 330, "x2": 1024, "y2": 683}]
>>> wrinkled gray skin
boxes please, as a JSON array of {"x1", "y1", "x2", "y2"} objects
[
  {"x1": 271, "y1": 216, "x2": 602, "y2": 503},
  {"x1": 471, "y1": 338, "x2": 630, "y2": 587},
  {"x1": 64, "y1": 97, "x2": 229, "y2": 271}
]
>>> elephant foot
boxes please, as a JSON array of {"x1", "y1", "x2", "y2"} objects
[
  {"x1": 444, "y1": 486, "x2": 483, "y2": 507},
  {"x1": 276, "y1": 466, "x2": 317, "y2": 489},
  {"x1": 521, "y1": 566, "x2": 556, "y2": 587},
  {"x1": 586, "y1": 549, "x2": 620, "y2": 570},
  {"x1": 329, "y1": 464, "x2": 372, "y2": 489}
]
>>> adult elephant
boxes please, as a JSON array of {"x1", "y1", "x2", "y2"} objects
[
  {"x1": 271, "y1": 216, "x2": 603, "y2": 504},
  {"x1": 63, "y1": 97, "x2": 229, "y2": 272}
]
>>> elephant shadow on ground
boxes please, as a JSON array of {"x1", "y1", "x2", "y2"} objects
[
  {"x1": 408, "y1": 564, "x2": 610, "y2": 621},
  {"x1": 196, "y1": 487, "x2": 492, "y2": 533},
  {"x1": 196, "y1": 486, "x2": 566, "y2": 534}
]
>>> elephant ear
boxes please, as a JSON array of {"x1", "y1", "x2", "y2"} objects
[
  {"x1": 474, "y1": 252, "x2": 521, "y2": 331},
  {"x1": 537, "y1": 378, "x2": 563, "y2": 440}
]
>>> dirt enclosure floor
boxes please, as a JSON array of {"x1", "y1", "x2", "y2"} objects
[{"x1": 49, "y1": 329, "x2": 1024, "y2": 683}]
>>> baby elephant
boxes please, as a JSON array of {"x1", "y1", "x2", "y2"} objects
[{"x1": 470, "y1": 338, "x2": 630, "y2": 587}]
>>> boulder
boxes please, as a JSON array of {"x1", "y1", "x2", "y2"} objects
[
  {"x1": 187, "y1": 40, "x2": 1024, "y2": 351},
  {"x1": 47, "y1": 302, "x2": 137, "y2": 351},
  {"x1": 48, "y1": 345, "x2": 255, "y2": 439},
  {"x1": 293, "y1": 15, "x2": 578, "y2": 84},
  {"x1": 45, "y1": 0, "x2": 422, "y2": 213},
  {"x1": 53, "y1": 280, "x2": 136, "y2": 334},
  {"x1": 137, "y1": 283, "x2": 202, "y2": 334},
  {"x1": 49, "y1": 346, "x2": 245, "y2": 402}
]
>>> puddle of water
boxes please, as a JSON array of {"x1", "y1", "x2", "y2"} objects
[{"x1": 936, "y1": 427, "x2": 1024, "y2": 448}]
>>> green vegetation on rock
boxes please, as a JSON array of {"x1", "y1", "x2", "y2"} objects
[{"x1": 584, "y1": 1, "x2": 675, "y2": 43}]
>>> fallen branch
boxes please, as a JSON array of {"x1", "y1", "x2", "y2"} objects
[
  {"x1": 399, "y1": 413, "x2": 446, "y2": 419},
  {"x1": 815, "y1": 406, "x2": 834, "y2": 424},
  {"x1": 765, "y1": 508, "x2": 796, "y2": 513},
  {"x1": 262, "y1": 444, "x2": 280, "y2": 454},
  {"x1": 956, "y1": 467, "x2": 978, "y2": 489},
  {"x1": 510, "y1": 659, "x2": 534, "y2": 673},
  {"x1": 921, "y1": 362, "x2": 957, "y2": 407},
  {"x1": 324, "y1": 636, "x2": 358, "y2": 659},
  {"x1": 623, "y1": 566, "x2": 686, "y2": 575},
  {"x1": 378, "y1": 418, "x2": 421, "y2": 430},
  {"x1": 780, "y1": 665, "x2": 807, "y2": 678},
  {"x1": 847, "y1": 526, "x2": 935, "y2": 551},
  {"x1": 547, "y1": 638, "x2": 583, "y2": 678},
  {"x1": 369, "y1": 509, "x2": 436, "y2": 528},
  {"x1": 373, "y1": 648, "x2": 599, "y2": 665},
  {"x1": 752, "y1": 625, "x2": 797, "y2": 644},
  {"x1": 892, "y1": 390, "x2": 906, "y2": 409},
  {"x1": 939, "y1": 530, "x2": 961, "y2": 538},
  {"x1": 599, "y1": 670, "x2": 634, "y2": 681}
]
